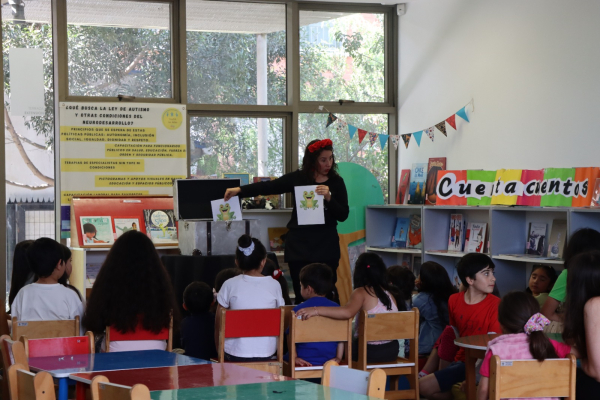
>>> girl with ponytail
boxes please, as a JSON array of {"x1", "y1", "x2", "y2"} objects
[
  {"x1": 476, "y1": 291, "x2": 573, "y2": 400},
  {"x1": 296, "y1": 252, "x2": 405, "y2": 363}
]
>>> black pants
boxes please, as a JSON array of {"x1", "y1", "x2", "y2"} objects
[
  {"x1": 352, "y1": 339, "x2": 400, "y2": 363},
  {"x1": 224, "y1": 352, "x2": 275, "y2": 362},
  {"x1": 287, "y1": 260, "x2": 339, "y2": 304},
  {"x1": 576, "y1": 368, "x2": 600, "y2": 400}
]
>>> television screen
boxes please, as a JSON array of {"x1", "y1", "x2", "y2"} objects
[{"x1": 174, "y1": 179, "x2": 241, "y2": 220}]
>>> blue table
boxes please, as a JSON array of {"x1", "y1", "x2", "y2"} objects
[{"x1": 28, "y1": 350, "x2": 209, "y2": 400}]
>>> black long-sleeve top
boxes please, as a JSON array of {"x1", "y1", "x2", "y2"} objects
[{"x1": 239, "y1": 170, "x2": 349, "y2": 263}]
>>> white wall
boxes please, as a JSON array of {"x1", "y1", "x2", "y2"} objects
[{"x1": 398, "y1": 0, "x2": 600, "y2": 171}]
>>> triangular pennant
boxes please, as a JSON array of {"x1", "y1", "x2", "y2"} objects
[
  {"x1": 336, "y1": 119, "x2": 344, "y2": 133},
  {"x1": 326, "y1": 112, "x2": 338, "y2": 128},
  {"x1": 413, "y1": 131, "x2": 423, "y2": 146},
  {"x1": 435, "y1": 121, "x2": 447, "y2": 136},
  {"x1": 357, "y1": 129, "x2": 368, "y2": 144},
  {"x1": 425, "y1": 127, "x2": 435, "y2": 141},
  {"x1": 400, "y1": 134, "x2": 411, "y2": 149},
  {"x1": 368, "y1": 132, "x2": 378, "y2": 147},
  {"x1": 456, "y1": 106, "x2": 470, "y2": 122},
  {"x1": 348, "y1": 124, "x2": 358, "y2": 139},
  {"x1": 446, "y1": 115, "x2": 457, "y2": 130},
  {"x1": 379, "y1": 134, "x2": 389, "y2": 150}
]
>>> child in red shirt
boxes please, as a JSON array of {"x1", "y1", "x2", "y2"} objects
[{"x1": 419, "y1": 253, "x2": 501, "y2": 400}]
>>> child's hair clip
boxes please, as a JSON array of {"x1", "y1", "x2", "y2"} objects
[{"x1": 272, "y1": 269, "x2": 283, "y2": 280}]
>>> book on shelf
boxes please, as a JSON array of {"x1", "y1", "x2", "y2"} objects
[
  {"x1": 425, "y1": 157, "x2": 446, "y2": 206},
  {"x1": 114, "y1": 217, "x2": 140, "y2": 238},
  {"x1": 396, "y1": 169, "x2": 411, "y2": 204},
  {"x1": 447, "y1": 214, "x2": 465, "y2": 251},
  {"x1": 407, "y1": 163, "x2": 427, "y2": 204},
  {"x1": 407, "y1": 214, "x2": 422, "y2": 249},
  {"x1": 392, "y1": 217, "x2": 410, "y2": 248},
  {"x1": 464, "y1": 222, "x2": 487, "y2": 253},
  {"x1": 526, "y1": 222, "x2": 548, "y2": 256},
  {"x1": 268, "y1": 227, "x2": 288, "y2": 252},
  {"x1": 80, "y1": 216, "x2": 114, "y2": 245},
  {"x1": 547, "y1": 219, "x2": 567, "y2": 259},
  {"x1": 143, "y1": 209, "x2": 178, "y2": 244}
]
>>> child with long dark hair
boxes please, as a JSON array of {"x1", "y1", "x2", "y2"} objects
[
  {"x1": 386, "y1": 265, "x2": 416, "y2": 310},
  {"x1": 525, "y1": 264, "x2": 557, "y2": 308},
  {"x1": 8, "y1": 240, "x2": 34, "y2": 313},
  {"x1": 57, "y1": 244, "x2": 83, "y2": 301},
  {"x1": 476, "y1": 291, "x2": 572, "y2": 400},
  {"x1": 82, "y1": 230, "x2": 179, "y2": 352},
  {"x1": 296, "y1": 252, "x2": 405, "y2": 363}
]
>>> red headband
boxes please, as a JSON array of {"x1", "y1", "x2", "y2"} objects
[{"x1": 308, "y1": 139, "x2": 333, "y2": 153}]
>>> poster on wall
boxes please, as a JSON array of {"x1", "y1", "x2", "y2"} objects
[{"x1": 59, "y1": 103, "x2": 188, "y2": 236}]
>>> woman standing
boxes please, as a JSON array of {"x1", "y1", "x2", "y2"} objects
[{"x1": 224, "y1": 139, "x2": 349, "y2": 303}]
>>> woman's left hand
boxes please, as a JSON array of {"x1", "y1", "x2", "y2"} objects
[{"x1": 316, "y1": 185, "x2": 331, "y2": 201}]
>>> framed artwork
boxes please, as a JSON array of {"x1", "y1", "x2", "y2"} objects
[{"x1": 223, "y1": 173, "x2": 250, "y2": 186}]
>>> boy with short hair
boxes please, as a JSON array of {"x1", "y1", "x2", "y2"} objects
[
  {"x1": 419, "y1": 253, "x2": 501, "y2": 400},
  {"x1": 180, "y1": 281, "x2": 218, "y2": 360},
  {"x1": 11, "y1": 237, "x2": 84, "y2": 324},
  {"x1": 289, "y1": 263, "x2": 343, "y2": 367}
]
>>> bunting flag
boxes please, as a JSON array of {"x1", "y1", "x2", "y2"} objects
[
  {"x1": 326, "y1": 112, "x2": 338, "y2": 128},
  {"x1": 368, "y1": 132, "x2": 378, "y2": 147},
  {"x1": 435, "y1": 121, "x2": 447, "y2": 136},
  {"x1": 446, "y1": 114, "x2": 457, "y2": 130},
  {"x1": 456, "y1": 106, "x2": 469, "y2": 122},
  {"x1": 357, "y1": 129, "x2": 368, "y2": 144},
  {"x1": 379, "y1": 134, "x2": 389, "y2": 150},
  {"x1": 400, "y1": 134, "x2": 411, "y2": 149},
  {"x1": 348, "y1": 124, "x2": 358, "y2": 139},
  {"x1": 413, "y1": 131, "x2": 423, "y2": 147},
  {"x1": 425, "y1": 127, "x2": 435, "y2": 141}
]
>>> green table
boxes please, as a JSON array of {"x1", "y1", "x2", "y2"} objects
[{"x1": 150, "y1": 380, "x2": 378, "y2": 400}]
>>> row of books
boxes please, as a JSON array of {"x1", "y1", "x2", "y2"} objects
[
  {"x1": 396, "y1": 157, "x2": 446, "y2": 205},
  {"x1": 446, "y1": 215, "x2": 487, "y2": 253},
  {"x1": 391, "y1": 215, "x2": 422, "y2": 249},
  {"x1": 502, "y1": 219, "x2": 567, "y2": 259}
]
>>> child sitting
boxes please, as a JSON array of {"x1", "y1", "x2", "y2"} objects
[
  {"x1": 419, "y1": 253, "x2": 501, "y2": 400},
  {"x1": 181, "y1": 281, "x2": 217, "y2": 360},
  {"x1": 289, "y1": 263, "x2": 343, "y2": 367},
  {"x1": 386, "y1": 265, "x2": 416, "y2": 310},
  {"x1": 526, "y1": 265, "x2": 557, "y2": 308},
  {"x1": 216, "y1": 235, "x2": 285, "y2": 361},
  {"x1": 262, "y1": 258, "x2": 293, "y2": 306},
  {"x1": 297, "y1": 252, "x2": 404, "y2": 363},
  {"x1": 477, "y1": 291, "x2": 572, "y2": 400},
  {"x1": 11, "y1": 238, "x2": 84, "y2": 326}
]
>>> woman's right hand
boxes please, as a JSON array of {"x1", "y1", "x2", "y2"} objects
[{"x1": 224, "y1": 187, "x2": 241, "y2": 201}]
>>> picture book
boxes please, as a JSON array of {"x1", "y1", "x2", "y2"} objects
[
  {"x1": 268, "y1": 227, "x2": 289, "y2": 252},
  {"x1": 295, "y1": 185, "x2": 324, "y2": 225},
  {"x1": 464, "y1": 222, "x2": 487, "y2": 253},
  {"x1": 80, "y1": 216, "x2": 114, "y2": 246},
  {"x1": 526, "y1": 222, "x2": 548, "y2": 256},
  {"x1": 547, "y1": 219, "x2": 567, "y2": 258},
  {"x1": 392, "y1": 217, "x2": 410, "y2": 248},
  {"x1": 407, "y1": 214, "x2": 422, "y2": 249},
  {"x1": 211, "y1": 196, "x2": 242, "y2": 222},
  {"x1": 572, "y1": 167, "x2": 600, "y2": 207},
  {"x1": 143, "y1": 209, "x2": 178, "y2": 243},
  {"x1": 516, "y1": 169, "x2": 544, "y2": 206},
  {"x1": 396, "y1": 169, "x2": 410, "y2": 204},
  {"x1": 114, "y1": 218, "x2": 140, "y2": 238},
  {"x1": 540, "y1": 168, "x2": 575, "y2": 207},
  {"x1": 436, "y1": 170, "x2": 467, "y2": 206},
  {"x1": 425, "y1": 157, "x2": 446, "y2": 205},
  {"x1": 447, "y1": 214, "x2": 464, "y2": 251},
  {"x1": 466, "y1": 170, "x2": 496, "y2": 206},
  {"x1": 491, "y1": 169, "x2": 523, "y2": 205},
  {"x1": 592, "y1": 178, "x2": 600, "y2": 207},
  {"x1": 407, "y1": 163, "x2": 427, "y2": 204}
]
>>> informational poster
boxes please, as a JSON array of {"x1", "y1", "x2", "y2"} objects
[
  {"x1": 211, "y1": 196, "x2": 242, "y2": 222},
  {"x1": 294, "y1": 185, "x2": 324, "y2": 225},
  {"x1": 60, "y1": 102, "x2": 187, "y2": 233}
]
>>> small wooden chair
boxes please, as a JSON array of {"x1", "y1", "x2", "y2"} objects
[
  {"x1": 489, "y1": 354, "x2": 576, "y2": 400},
  {"x1": 1, "y1": 335, "x2": 29, "y2": 400},
  {"x1": 90, "y1": 375, "x2": 151, "y2": 400},
  {"x1": 217, "y1": 308, "x2": 284, "y2": 374},
  {"x1": 12, "y1": 316, "x2": 80, "y2": 340},
  {"x1": 283, "y1": 309, "x2": 352, "y2": 378},
  {"x1": 105, "y1": 316, "x2": 172, "y2": 352},
  {"x1": 354, "y1": 308, "x2": 420, "y2": 400},
  {"x1": 322, "y1": 360, "x2": 386, "y2": 399},
  {"x1": 20, "y1": 332, "x2": 95, "y2": 358},
  {"x1": 7, "y1": 363, "x2": 54, "y2": 400}
]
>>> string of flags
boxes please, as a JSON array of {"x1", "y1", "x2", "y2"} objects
[{"x1": 324, "y1": 100, "x2": 474, "y2": 151}]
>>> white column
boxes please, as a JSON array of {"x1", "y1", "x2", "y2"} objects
[{"x1": 257, "y1": 33, "x2": 268, "y2": 176}]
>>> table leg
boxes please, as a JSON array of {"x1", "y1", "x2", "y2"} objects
[
  {"x1": 58, "y1": 378, "x2": 68, "y2": 400},
  {"x1": 76, "y1": 381, "x2": 86, "y2": 400},
  {"x1": 465, "y1": 348, "x2": 477, "y2": 400}
]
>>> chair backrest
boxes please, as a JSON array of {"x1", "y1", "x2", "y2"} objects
[
  {"x1": 105, "y1": 315, "x2": 173, "y2": 352},
  {"x1": 12, "y1": 316, "x2": 80, "y2": 340},
  {"x1": 1, "y1": 336, "x2": 28, "y2": 368},
  {"x1": 7, "y1": 363, "x2": 55, "y2": 400},
  {"x1": 90, "y1": 375, "x2": 151, "y2": 400},
  {"x1": 20, "y1": 332, "x2": 94, "y2": 358},
  {"x1": 489, "y1": 354, "x2": 576, "y2": 400},
  {"x1": 322, "y1": 360, "x2": 386, "y2": 399}
]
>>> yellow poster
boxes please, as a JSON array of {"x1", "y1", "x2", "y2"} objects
[{"x1": 491, "y1": 169, "x2": 523, "y2": 205}]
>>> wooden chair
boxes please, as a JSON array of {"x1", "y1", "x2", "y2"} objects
[
  {"x1": 11, "y1": 316, "x2": 80, "y2": 340},
  {"x1": 354, "y1": 308, "x2": 420, "y2": 400},
  {"x1": 90, "y1": 375, "x2": 151, "y2": 400},
  {"x1": 7, "y1": 363, "x2": 54, "y2": 400},
  {"x1": 322, "y1": 360, "x2": 386, "y2": 399},
  {"x1": 217, "y1": 308, "x2": 284, "y2": 374},
  {"x1": 20, "y1": 332, "x2": 95, "y2": 358},
  {"x1": 283, "y1": 308, "x2": 352, "y2": 379},
  {"x1": 1, "y1": 335, "x2": 29, "y2": 400},
  {"x1": 489, "y1": 354, "x2": 576, "y2": 400},
  {"x1": 105, "y1": 316, "x2": 172, "y2": 352}
]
